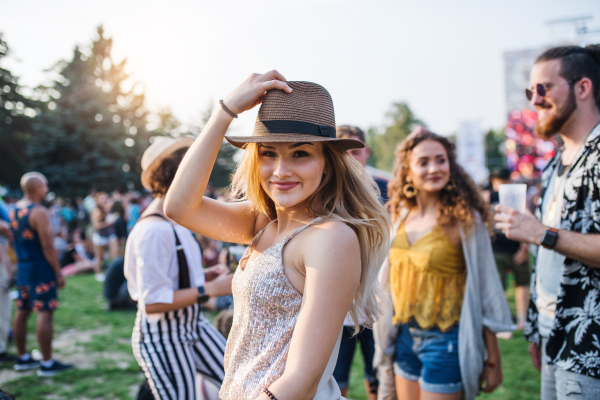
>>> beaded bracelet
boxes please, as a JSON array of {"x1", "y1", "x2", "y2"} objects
[
  {"x1": 262, "y1": 388, "x2": 278, "y2": 400},
  {"x1": 219, "y1": 99, "x2": 238, "y2": 119},
  {"x1": 484, "y1": 360, "x2": 502, "y2": 370}
]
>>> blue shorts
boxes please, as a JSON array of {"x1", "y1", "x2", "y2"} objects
[{"x1": 394, "y1": 321, "x2": 462, "y2": 394}]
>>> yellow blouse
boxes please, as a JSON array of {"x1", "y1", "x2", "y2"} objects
[{"x1": 389, "y1": 222, "x2": 466, "y2": 332}]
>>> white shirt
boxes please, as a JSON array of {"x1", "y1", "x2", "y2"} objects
[
  {"x1": 124, "y1": 220, "x2": 205, "y2": 309},
  {"x1": 536, "y1": 167, "x2": 567, "y2": 338}
]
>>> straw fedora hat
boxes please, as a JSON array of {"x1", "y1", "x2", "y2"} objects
[
  {"x1": 225, "y1": 81, "x2": 364, "y2": 150},
  {"x1": 141, "y1": 137, "x2": 194, "y2": 190}
]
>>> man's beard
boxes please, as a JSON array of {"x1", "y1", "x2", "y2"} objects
[{"x1": 534, "y1": 88, "x2": 577, "y2": 140}]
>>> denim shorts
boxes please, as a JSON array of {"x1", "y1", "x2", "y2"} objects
[
  {"x1": 92, "y1": 232, "x2": 117, "y2": 247},
  {"x1": 394, "y1": 321, "x2": 463, "y2": 394}
]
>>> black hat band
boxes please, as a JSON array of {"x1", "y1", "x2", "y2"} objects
[{"x1": 254, "y1": 120, "x2": 336, "y2": 139}]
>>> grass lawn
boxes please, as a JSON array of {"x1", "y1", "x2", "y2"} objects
[{"x1": 0, "y1": 274, "x2": 540, "y2": 399}]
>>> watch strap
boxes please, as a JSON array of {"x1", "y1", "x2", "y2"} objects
[{"x1": 197, "y1": 286, "x2": 209, "y2": 304}]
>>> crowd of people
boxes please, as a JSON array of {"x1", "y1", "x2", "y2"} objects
[
  {"x1": 0, "y1": 43, "x2": 600, "y2": 400},
  {"x1": 1, "y1": 188, "x2": 147, "y2": 281}
]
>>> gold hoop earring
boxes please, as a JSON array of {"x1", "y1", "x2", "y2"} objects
[
  {"x1": 445, "y1": 181, "x2": 455, "y2": 191},
  {"x1": 403, "y1": 182, "x2": 416, "y2": 198}
]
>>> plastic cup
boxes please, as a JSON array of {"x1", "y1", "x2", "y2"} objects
[{"x1": 498, "y1": 184, "x2": 527, "y2": 213}]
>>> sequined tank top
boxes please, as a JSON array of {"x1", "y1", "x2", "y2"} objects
[{"x1": 220, "y1": 217, "x2": 344, "y2": 400}]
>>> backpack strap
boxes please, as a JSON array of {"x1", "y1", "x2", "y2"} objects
[{"x1": 137, "y1": 213, "x2": 191, "y2": 289}]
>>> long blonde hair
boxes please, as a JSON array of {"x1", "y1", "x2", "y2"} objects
[{"x1": 231, "y1": 142, "x2": 391, "y2": 332}]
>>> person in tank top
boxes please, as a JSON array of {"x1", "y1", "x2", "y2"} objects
[
  {"x1": 10, "y1": 172, "x2": 73, "y2": 376},
  {"x1": 165, "y1": 72, "x2": 391, "y2": 400},
  {"x1": 91, "y1": 191, "x2": 119, "y2": 282},
  {"x1": 373, "y1": 128, "x2": 514, "y2": 400}
]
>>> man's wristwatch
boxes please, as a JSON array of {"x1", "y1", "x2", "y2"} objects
[
  {"x1": 541, "y1": 228, "x2": 559, "y2": 249},
  {"x1": 197, "y1": 286, "x2": 210, "y2": 304}
]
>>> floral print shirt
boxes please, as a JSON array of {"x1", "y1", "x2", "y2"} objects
[{"x1": 525, "y1": 123, "x2": 600, "y2": 378}]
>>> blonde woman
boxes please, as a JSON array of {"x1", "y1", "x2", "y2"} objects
[
  {"x1": 374, "y1": 128, "x2": 514, "y2": 400},
  {"x1": 165, "y1": 71, "x2": 391, "y2": 400}
]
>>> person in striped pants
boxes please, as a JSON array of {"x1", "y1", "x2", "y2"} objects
[{"x1": 125, "y1": 138, "x2": 233, "y2": 399}]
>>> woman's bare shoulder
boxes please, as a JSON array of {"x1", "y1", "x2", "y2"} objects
[
  {"x1": 298, "y1": 219, "x2": 361, "y2": 279},
  {"x1": 305, "y1": 219, "x2": 359, "y2": 249}
]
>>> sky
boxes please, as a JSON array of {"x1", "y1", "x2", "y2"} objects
[{"x1": 1, "y1": 0, "x2": 599, "y2": 137}]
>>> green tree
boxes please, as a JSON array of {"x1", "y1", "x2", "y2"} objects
[
  {"x1": 485, "y1": 128, "x2": 505, "y2": 171},
  {"x1": 196, "y1": 103, "x2": 237, "y2": 189},
  {"x1": 29, "y1": 26, "x2": 150, "y2": 197},
  {"x1": 210, "y1": 140, "x2": 238, "y2": 189},
  {"x1": 367, "y1": 102, "x2": 425, "y2": 172},
  {"x1": 0, "y1": 34, "x2": 39, "y2": 189}
]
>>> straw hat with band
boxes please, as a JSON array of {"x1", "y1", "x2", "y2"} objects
[
  {"x1": 141, "y1": 137, "x2": 194, "y2": 190},
  {"x1": 224, "y1": 81, "x2": 364, "y2": 150}
]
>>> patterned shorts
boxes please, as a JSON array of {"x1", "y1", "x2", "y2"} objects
[{"x1": 16, "y1": 282, "x2": 59, "y2": 312}]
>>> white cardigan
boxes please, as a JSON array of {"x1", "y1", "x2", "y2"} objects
[{"x1": 373, "y1": 212, "x2": 515, "y2": 400}]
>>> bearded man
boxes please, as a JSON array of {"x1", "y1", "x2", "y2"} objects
[{"x1": 495, "y1": 45, "x2": 600, "y2": 399}]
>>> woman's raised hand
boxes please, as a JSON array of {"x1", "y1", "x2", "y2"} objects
[
  {"x1": 223, "y1": 70, "x2": 292, "y2": 115},
  {"x1": 164, "y1": 70, "x2": 292, "y2": 244}
]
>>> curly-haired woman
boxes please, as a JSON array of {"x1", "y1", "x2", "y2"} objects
[
  {"x1": 165, "y1": 71, "x2": 391, "y2": 400},
  {"x1": 373, "y1": 128, "x2": 514, "y2": 400}
]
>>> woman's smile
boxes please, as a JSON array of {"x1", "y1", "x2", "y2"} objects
[
  {"x1": 257, "y1": 142, "x2": 325, "y2": 209},
  {"x1": 271, "y1": 181, "x2": 300, "y2": 191}
]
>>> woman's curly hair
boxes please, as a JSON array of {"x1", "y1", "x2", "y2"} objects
[
  {"x1": 387, "y1": 127, "x2": 492, "y2": 232},
  {"x1": 149, "y1": 148, "x2": 188, "y2": 196}
]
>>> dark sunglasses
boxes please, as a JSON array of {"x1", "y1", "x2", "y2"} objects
[{"x1": 525, "y1": 78, "x2": 582, "y2": 101}]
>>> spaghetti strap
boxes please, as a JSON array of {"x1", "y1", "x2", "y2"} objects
[
  {"x1": 279, "y1": 217, "x2": 324, "y2": 257},
  {"x1": 240, "y1": 219, "x2": 278, "y2": 267},
  {"x1": 240, "y1": 217, "x2": 324, "y2": 268},
  {"x1": 286, "y1": 217, "x2": 324, "y2": 241},
  {"x1": 247, "y1": 219, "x2": 278, "y2": 253}
]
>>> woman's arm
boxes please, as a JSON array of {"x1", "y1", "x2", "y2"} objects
[
  {"x1": 257, "y1": 222, "x2": 361, "y2": 400},
  {"x1": 91, "y1": 209, "x2": 113, "y2": 230},
  {"x1": 145, "y1": 273, "x2": 233, "y2": 313},
  {"x1": 30, "y1": 208, "x2": 65, "y2": 289},
  {"x1": 164, "y1": 71, "x2": 292, "y2": 244},
  {"x1": 146, "y1": 287, "x2": 199, "y2": 313},
  {"x1": 479, "y1": 327, "x2": 503, "y2": 393},
  {"x1": 0, "y1": 220, "x2": 10, "y2": 239},
  {"x1": 137, "y1": 223, "x2": 233, "y2": 314}
]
